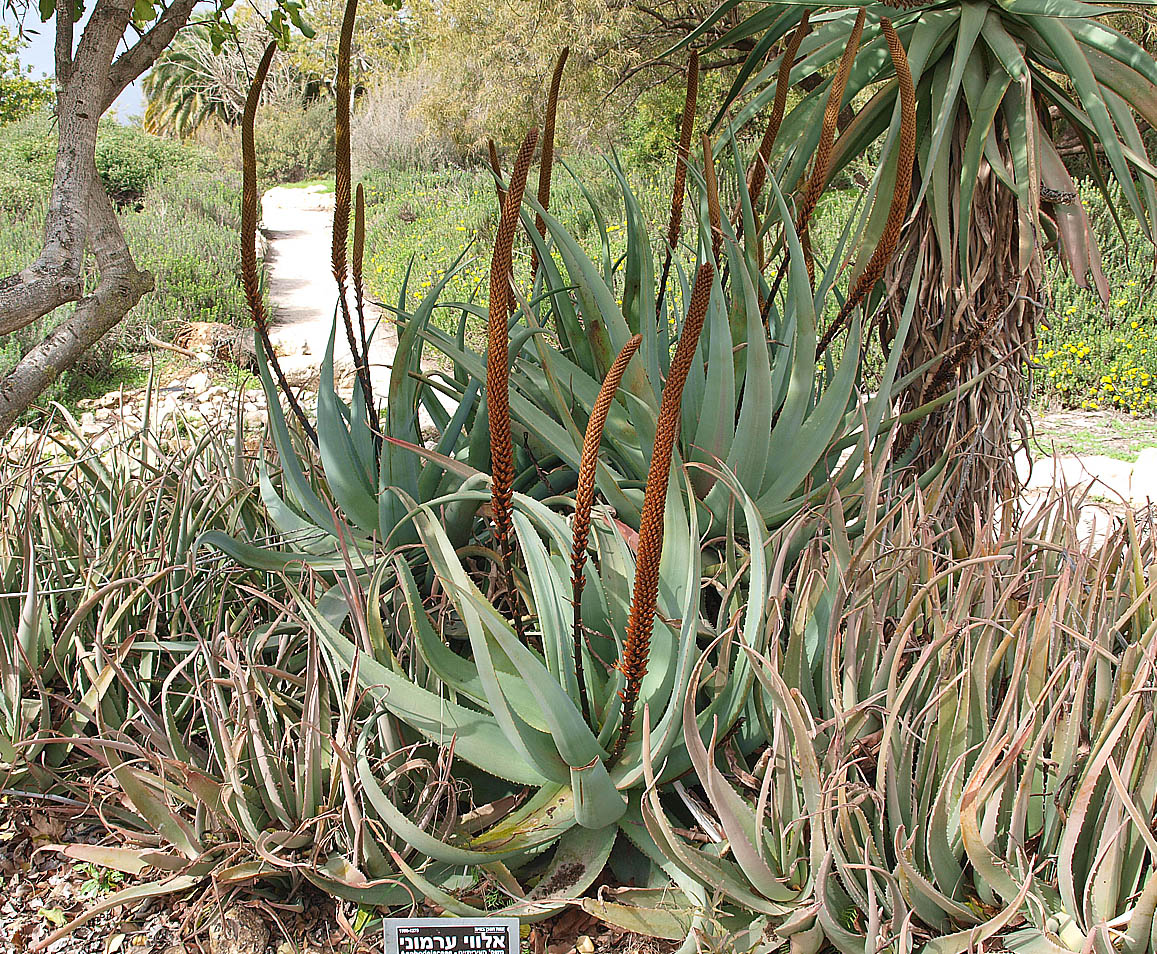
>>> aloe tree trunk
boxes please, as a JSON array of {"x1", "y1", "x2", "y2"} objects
[
  {"x1": 0, "y1": 0, "x2": 197, "y2": 433},
  {"x1": 886, "y1": 114, "x2": 1044, "y2": 528}
]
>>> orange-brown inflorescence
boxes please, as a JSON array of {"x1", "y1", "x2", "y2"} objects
[
  {"x1": 656, "y1": 50, "x2": 699, "y2": 316},
  {"x1": 487, "y1": 139, "x2": 507, "y2": 210},
  {"x1": 242, "y1": 42, "x2": 317, "y2": 445},
  {"x1": 571, "y1": 333, "x2": 642, "y2": 726},
  {"x1": 613, "y1": 263, "x2": 713, "y2": 760},
  {"x1": 353, "y1": 183, "x2": 370, "y2": 366},
  {"x1": 743, "y1": 12, "x2": 810, "y2": 219},
  {"x1": 816, "y1": 16, "x2": 916, "y2": 359},
  {"x1": 702, "y1": 134, "x2": 722, "y2": 266},
  {"x1": 331, "y1": 0, "x2": 379, "y2": 432},
  {"x1": 794, "y1": 8, "x2": 865, "y2": 245},
  {"x1": 488, "y1": 126, "x2": 540, "y2": 636},
  {"x1": 531, "y1": 47, "x2": 569, "y2": 276}
]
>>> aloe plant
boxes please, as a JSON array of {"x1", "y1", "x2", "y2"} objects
[
  {"x1": 645, "y1": 482, "x2": 1157, "y2": 953},
  {"x1": 0, "y1": 388, "x2": 272, "y2": 788},
  {"x1": 689, "y1": 0, "x2": 1157, "y2": 515}
]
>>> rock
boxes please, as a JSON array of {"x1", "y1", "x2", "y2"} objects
[
  {"x1": 244, "y1": 409, "x2": 266, "y2": 429},
  {"x1": 1132, "y1": 448, "x2": 1157, "y2": 505},
  {"x1": 277, "y1": 359, "x2": 321, "y2": 390},
  {"x1": 207, "y1": 906, "x2": 268, "y2": 954},
  {"x1": 185, "y1": 372, "x2": 211, "y2": 393},
  {"x1": 576, "y1": 937, "x2": 596, "y2": 954}
]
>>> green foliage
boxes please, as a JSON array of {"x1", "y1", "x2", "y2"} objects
[
  {"x1": 0, "y1": 26, "x2": 52, "y2": 125},
  {"x1": 143, "y1": 17, "x2": 324, "y2": 139},
  {"x1": 94, "y1": 122, "x2": 196, "y2": 203},
  {"x1": 252, "y1": 99, "x2": 336, "y2": 183},
  {"x1": 0, "y1": 112, "x2": 57, "y2": 213},
  {"x1": 619, "y1": 67, "x2": 734, "y2": 170},
  {"x1": 75, "y1": 863, "x2": 126, "y2": 898},
  {"x1": 704, "y1": 0, "x2": 1157, "y2": 298},
  {"x1": 0, "y1": 112, "x2": 195, "y2": 207},
  {"x1": 358, "y1": 159, "x2": 665, "y2": 347},
  {"x1": 198, "y1": 99, "x2": 336, "y2": 185},
  {"x1": 194, "y1": 98, "x2": 944, "y2": 929}
]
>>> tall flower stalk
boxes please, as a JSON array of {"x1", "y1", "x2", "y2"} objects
[
  {"x1": 331, "y1": 0, "x2": 379, "y2": 434},
  {"x1": 571, "y1": 333, "x2": 642, "y2": 725},
  {"x1": 613, "y1": 263, "x2": 713, "y2": 759},
  {"x1": 656, "y1": 51, "x2": 699, "y2": 317},
  {"x1": 487, "y1": 126, "x2": 539, "y2": 640},
  {"x1": 531, "y1": 47, "x2": 569, "y2": 276},
  {"x1": 241, "y1": 42, "x2": 317, "y2": 445}
]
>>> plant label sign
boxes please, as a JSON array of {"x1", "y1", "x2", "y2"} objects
[{"x1": 383, "y1": 917, "x2": 519, "y2": 953}]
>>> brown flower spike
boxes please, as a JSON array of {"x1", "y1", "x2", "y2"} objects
[
  {"x1": 571, "y1": 333, "x2": 642, "y2": 725},
  {"x1": 531, "y1": 47, "x2": 569, "y2": 275},
  {"x1": 353, "y1": 184, "x2": 370, "y2": 366},
  {"x1": 613, "y1": 263, "x2": 714, "y2": 759},
  {"x1": 242, "y1": 42, "x2": 316, "y2": 445},
  {"x1": 488, "y1": 126, "x2": 540, "y2": 636},
  {"x1": 816, "y1": 16, "x2": 916, "y2": 359},
  {"x1": 742, "y1": 12, "x2": 810, "y2": 220},
  {"x1": 331, "y1": 0, "x2": 379, "y2": 433},
  {"x1": 795, "y1": 8, "x2": 865, "y2": 242},
  {"x1": 702, "y1": 134, "x2": 723, "y2": 266},
  {"x1": 656, "y1": 50, "x2": 699, "y2": 317},
  {"x1": 487, "y1": 139, "x2": 507, "y2": 210}
]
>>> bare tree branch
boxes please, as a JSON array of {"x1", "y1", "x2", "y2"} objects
[
  {"x1": 55, "y1": 0, "x2": 74, "y2": 84},
  {"x1": 106, "y1": 0, "x2": 199, "y2": 106}
]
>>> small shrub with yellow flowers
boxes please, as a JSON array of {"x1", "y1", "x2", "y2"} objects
[{"x1": 1033, "y1": 182, "x2": 1157, "y2": 417}]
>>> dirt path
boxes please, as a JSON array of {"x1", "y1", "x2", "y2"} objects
[{"x1": 261, "y1": 184, "x2": 397, "y2": 392}]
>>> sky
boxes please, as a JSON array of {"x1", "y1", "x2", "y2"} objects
[{"x1": 3, "y1": 6, "x2": 144, "y2": 121}]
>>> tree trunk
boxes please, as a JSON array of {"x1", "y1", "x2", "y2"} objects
[
  {"x1": 886, "y1": 115, "x2": 1044, "y2": 533},
  {"x1": 0, "y1": 0, "x2": 197, "y2": 434}
]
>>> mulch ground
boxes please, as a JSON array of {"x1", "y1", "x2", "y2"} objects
[{"x1": 0, "y1": 801, "x2": 678, "y2": 954}]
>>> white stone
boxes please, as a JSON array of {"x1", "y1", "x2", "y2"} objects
[{"x1": 185, "y1": 372, "x2": 211, "y2": 392}]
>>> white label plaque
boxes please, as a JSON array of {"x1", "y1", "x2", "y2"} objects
[{"x1": 383, "y1": 917, "x2": 519, "y2": 953}]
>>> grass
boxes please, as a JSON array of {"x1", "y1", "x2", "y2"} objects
[
  {"x1": 280, "y1": 177, "x2": 336, "y2": 192},
  {"x1": 1030, "y1": 408, "x2": 1157, "y2": 460}
]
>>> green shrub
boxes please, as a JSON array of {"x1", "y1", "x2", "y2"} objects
[
  {"x1": 0, "y1": 113, "x2": 194, "y2": 210},
  {"x1": 1034, "y1": 181, "x2": 1157, "y2": 416},
  {"x1": 254, "y1": 100, "x2": 337, "y2": 183},
  {"x1": 198, "y1": 100, "x2": 337, "y2": 185},
  {"x1": 0, "y1": 113, "x2": 56, "y2": 213},
  {"x1": 0, "y1": 26, "x2": 52, "y2": 126},
  {"x1": 95, "y1": 122, "x2": 194, "y2": 203}
]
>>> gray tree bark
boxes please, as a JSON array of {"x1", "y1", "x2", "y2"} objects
[{"x1": 0, "y1": 0, "x2": 198, "y2": 433}]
